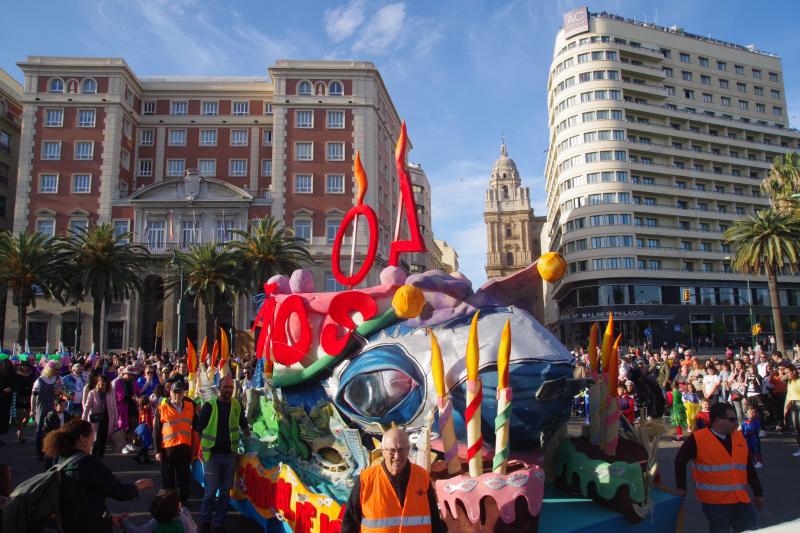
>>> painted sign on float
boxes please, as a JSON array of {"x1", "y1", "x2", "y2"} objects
[{"x1": 232, "y1": 455, "x2": 344, "y2": 533}]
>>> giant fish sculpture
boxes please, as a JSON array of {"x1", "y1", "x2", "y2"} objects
[{"x1": 259, "y1": 255, "x2": 582, "y2": 449}]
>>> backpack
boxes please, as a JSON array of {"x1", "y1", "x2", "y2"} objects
[{"x1": 2, "y1": 453, "x2": 86, "y2": 533}]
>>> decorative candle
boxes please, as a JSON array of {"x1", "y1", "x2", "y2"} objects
[
  {"x1": 430, "y1": 330, "x2": 460, "y2": 474},
  {"x1": 588, "y1": 322, "x2": 598, "y2": 377},
  {"x1": 465, "y1": 311, "x2": 483, "y2": 477},
  {"x1": 493, "y1": 319, "x2": 512, "y2": 474},
  {"x1": 600, "y1": 313, "x2": 614, "y2": 374},
  {"x1": 604, "y1": 344, "x2": 621, "y2": 455}
]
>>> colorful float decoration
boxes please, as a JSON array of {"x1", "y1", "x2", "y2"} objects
[{"x1": 180, "y1": 122, "x2": 675, "y2": 532}]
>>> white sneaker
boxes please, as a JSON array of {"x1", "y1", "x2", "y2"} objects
[
  {"x1": 792, "y1": 450, "x2": 800, "y2": 457},
  {"x1": 758, "y1": 430, "x2": 767, "y2": 438},
  {"x1": 122, "y1": 445, "x2": 132, "y2": 454},
  {"x1": 754, "y1": 462, "x2": 763, "y2": 469}
]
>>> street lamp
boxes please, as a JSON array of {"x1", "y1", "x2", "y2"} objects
[{"x1": 170, "y1": 250, "x2": 185, "y2": 356}]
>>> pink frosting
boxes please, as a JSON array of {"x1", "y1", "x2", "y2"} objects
[{"x1": 435, "y1": 464, "x2": 545, "y2": 524}]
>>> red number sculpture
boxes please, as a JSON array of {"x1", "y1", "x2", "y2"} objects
[{"x1": 389, "y1": 121, "x2": 426, "y2": 265}]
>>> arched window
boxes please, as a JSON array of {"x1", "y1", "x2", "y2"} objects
[
  {"x1": 502, "y1": 172, "x2": 507, "y2": 179},
  {"x1": 506, "y1": 252, "x2": 514, "y2": 266},
  {"x1": 81, "y1": 78, "x2": 97, "y2": 94},
  {"x1": 48, "y1": 78, "x2": 64, "y2": 93},
  {"x1": 502, "y1": 185, "x2": 509, "y2": 199},
  {"x1": 329, "y1": 81, "x2": 343, "y2": 95},
  {"x1": 505, "y1": 224, "x2": 512, "y2": 237},
  {"x1": 298, "y1": 80, "x2": 312, "y2": 95}
]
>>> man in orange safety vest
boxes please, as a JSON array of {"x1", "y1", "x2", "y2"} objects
[{"x1": 342, "y1": 428, "x2": 444, "y2": 532}]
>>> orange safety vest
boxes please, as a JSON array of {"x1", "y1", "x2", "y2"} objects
[
  {"x1": 360, "y1": 462, "x2": 433, "y2": 533},
  {"x1": 158, "y1": 400, "x2": 194, "y2": 448},
  {"x1": 691, "y1": 428, "x2": 751, "y2": 504}
]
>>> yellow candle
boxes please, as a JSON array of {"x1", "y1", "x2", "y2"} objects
[
  {"x1": 600, "y1": 313, "x2": 614, "y2": 373},
  {"x1": 497, "y1": 319, "x2": 511, "y2": 390},
  {"x1": 588, "y1": 322, "x2": 598, "y2": 377},
  {"x1": 466, "y1": 311, "x2": 483, "y2": 477},
  {"x1": 430, "y1": 330, "x2": 460, "y2": 474}
]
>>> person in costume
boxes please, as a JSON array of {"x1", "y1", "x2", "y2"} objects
[
  {"x1": 673, "y1": 402, "x2": 764, "y2": 532},
  {"x1": 341, "y1": 427, "x2": 444, "y2": 532},
  {"x1": 617, "y1": 384, "x2": 635, "y2": 424},
  {"x1": 683, "y1": 383, "x2": 701, "y2": 432},
  {"x1": 62, "y1": 362, "x2": 87, "y2": 417},
  {"x1": 14, "y1": 360, "x2": 36, "y2": 443},
  {"x1": 741, "y1": 406, "x2": 763, "y2": 469},
  {"x1": 31, "y1": 360, "x2": 64, "y2": 461},
  {"x1": 197, "y1": 375, "x2": 249, "y2": 531},
  {"x1": 669, "y1": 380, "x2": 687, "y2": 441},
  {"x1": 695, "y1": 399, "x2": 711, "y2": 430},
  {"x1": 153, "y1": 377, "x2": 197, "y2": 505}
]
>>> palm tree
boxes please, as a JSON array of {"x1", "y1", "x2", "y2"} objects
[
  {"x1": 226, "y1": 217, "x2": 312, "y2": 294},
  {"x1": 724, "y1": 208, "x2": 800, "y2": 354},
  {"x1": 172, "y1": 243, "x2": 240, "y2": 340},
  {"x1": 55, "y1": 224, "x2": 149, "y2": 350},
  {"x1": 0, "y1": 231, "x2": 62, "y2": 345},
  {"x1": 762, "y1": 152, "x2": 800, "y2": 213}
]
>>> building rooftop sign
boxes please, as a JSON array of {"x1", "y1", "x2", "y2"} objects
[{"x1": 563, "y1": 6, "x2": 590, "y2": 38}]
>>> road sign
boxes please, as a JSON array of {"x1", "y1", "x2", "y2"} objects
[{"x1": 644, "y1": 328, "x2": 652, "y2": 337}]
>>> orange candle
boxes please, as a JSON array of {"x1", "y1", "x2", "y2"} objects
[{"x1": 600, "y1": 313, "x2": 614, "y2": 373}]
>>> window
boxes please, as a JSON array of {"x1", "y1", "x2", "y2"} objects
[
  {"x1": 754, "y1": 86, "x2": 763, "y2": 96},
  {"x1": 701, "y1": 75, "x2": 711, "y2": 85},
  {"x1": 138, "y1": 129, "x2": 154, "y2": 146},
  {"x1": 721, "y1": 96, "x2": 731, "y2": 107},
  {"x1": 264, "y1": 103, "x2": 273, "y2": 115},
  {"x1": 113, "y1": 220, "x2": 130, "y2": 243},
  {"x1": 69, "y1": 219, "x2": 88, "y2": 235},
  {"x1": 78, "y1": 109, "x2": 96, "y2": 127},
  {"x1": 167, "y1": 159, "x2": 185, "y2": 177},
  {"x1": 734, "y1": 64, "x2": 744, "y2": 75},
  {"x1": 200, "y1": 129, "x2": 217, "y2": 146},
  {"x1": 71, "y1": 173, "x2": 90, "y2": 193},
  {"x1": 122, "y1": 150, "x2": 131, "y2": 171},
  {"x1": 0, "y1": 130, "x2": 10, "y2": 153},
  {"x1": 736, "y1": 82, "x2": 746, "y2": 93},
  {"x1": 230, "y1": 129, "x2": 248, "y2": 146},
  {"x1": 773, "y1": 106, "x2": 783, "y2": 116},
  {"x1": 261, "y1": 129, "x2": 272, "y2": 146},
  {"x1": 680, "y1": 52, "x2": 691, "y2": 63},
  {"x1": 146, "y1": 220, "x2": 165, "y2": 249},
  {"x1": 296, "y1": 110, "x2": 313, "y2": 128},
  {"x1": 182, "y1": 220, "x2": 199, "y2": 244},
  {"x1": 261, "y1": 159, "x2": 272, "y2": 177},
  {"x1": 122, "y1": 118, "x2": 132, "y2": 139},
  {"x1": 232, "y1": 101, "x2": 249, "y2": 115},
  {"x1": 229, "y1": 159, "x2": 247, "y2": 177},
  {"x1": 39, "y1": 174, "x2": 58, "y2": 193},
  {"x1": 663, "y1": 67, "x2": 673, "y2": 77},
  {"x1": 684, "y1": 89, "x2": 694, "y2": 99},
  {"x1": 325, "y1": 272, "x2": 345, "y2": 292},
  {"x1": 756, "y1": 103, "x2": 765, "y2": 113},
  {"x1": 327, "y1": 110, "x2": 344, "y2": 129},
  {"x1": 142, "y1": 101, "x2": 156, "y2": 115},
  {"x1": 326, "y1": 174, "x2": 344, "y2": 193},
  {"x1": 295, "y1": 142, "x2": 313, "y2": 161},
  {"x1": 717, "y1": 61, "x2": 727, "y2": 71},
  {"x1": 81, "y1": 78, "x2": 97, "y2": 93},
  {"x1": 168, "y1": 129, "x2": 187, "y2": 146},
  {"x1": 170, "y1": 101, "x2": 187, "y2": 115},
  {"x1": 74, "y1": 141, "x2": 93, "y2": 160},
  {"x1": 325, "y1": 220, "x2": 340, "y2": 244},
  {"x1": 682, "y1": 71, "x2": 693, "y2": 81},
  {"x1": 42, "y1": 141, "x2": 61, "y2": 160},
  {"x1": 665, "y1": 85, "x2": 675, "y2": 95},
  {"x1": 45, "y1": 108, "x2": 63, "y2": 127},
  {"x1": 201, "y1": 101, "x2": 218, "y2": 116},
  {"x1": 771, "y1": 90, "x2": 781, "y2": 99},
  {"x1": 215, "y1": 219, "x2": 235, "y2": 243},
  {"x1": 699, "y1": 57, "x2": 709, "y2": 67},
  {"x1": 295, "y1": 174, "x2": 312, "y2": 193},
  {"x1": 329, "y1": 81, "x2": 343, "y2": 95},
  {"x1": 739, "y1": 100, "x2": 748, "y2": 110},
  {"x1": 719, "y1": 79, "x2": 729, "y2": 89},
  {"x1": 327, "y1": 142, "x2": 345, "y2": 161},
  {"x1": 37, "y1": 219, "x2": 55, "y2": 237},
  {"x1": 769, "y1": 72, "x2": 778, "y2": 82},
  {"x1": 48, "y1": 78, "x2": 64, "y2": 93},
  {"x1": 298, "y1": 81, "x2": 312, "y2": 95},
  {"x1": 137, "y1": 159, "x2": 152, "y2": 177},
  {"x1": 198, "y1": 159, "x2": 216, "y2": 177}
]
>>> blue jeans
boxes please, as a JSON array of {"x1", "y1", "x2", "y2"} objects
[
  {"x1": 200, "y1": 454, "x2": 237, "y2": 527},
  {"x1": 702, "y1": 502, "x2": 757, "y2": 533}
]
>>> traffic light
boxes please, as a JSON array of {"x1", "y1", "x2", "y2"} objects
[
  {"x1": 752, "y1": 323, "x2": 762, "y2": 335},
  {"x1": 682, "y1": 288, "x2": 691, "y2": 302}
]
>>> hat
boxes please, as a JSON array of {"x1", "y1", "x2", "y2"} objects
[
  {"x1": 168, "y1": 376, "x2": 188, "y2": 392},
  {"x1": 122, "y1": 365, "x2": 140, "y2": 376},
  {"x1": 47, "y1": 360, "x2": 61, "y2": 370}
]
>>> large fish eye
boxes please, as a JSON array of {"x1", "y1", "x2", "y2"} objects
[{"x1": 335, "y1": 344, "x2": 424, "y2": 426}]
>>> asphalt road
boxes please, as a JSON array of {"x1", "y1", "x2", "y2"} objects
[{"x1": 3, "y1": 420, "x2": 800, "y2": 531}]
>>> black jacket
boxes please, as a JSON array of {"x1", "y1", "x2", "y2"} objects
[
  {"x1": 57, "y1": 449, "x2": 140, "y2": 533},
  {"x1": 42, "y1": 410, "x2": 72, "y2": 434}
]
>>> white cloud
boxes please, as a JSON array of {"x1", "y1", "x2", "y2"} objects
[
  {"x1": 324, "y1": 0, "x2": 367, "y2": 43},
  {"x1": 352, "y1": 3, "x2": 406, "y2": 55}
]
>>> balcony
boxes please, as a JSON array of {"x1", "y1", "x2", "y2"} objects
[{"x1": 133, "y1": 241, "x2": 229, "y2": 254}]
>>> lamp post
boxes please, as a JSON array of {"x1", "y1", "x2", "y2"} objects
[{"x1": 170, "y1": 251, "x2": 185, "y2": 356}]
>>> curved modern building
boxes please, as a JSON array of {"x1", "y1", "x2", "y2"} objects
[{"x1": 541, "y1": 8, "x2": 800, "y2": 348}]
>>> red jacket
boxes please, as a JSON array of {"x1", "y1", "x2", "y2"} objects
[{"x1": 619, "y1": 394, "x2": 635, "y2": 423}]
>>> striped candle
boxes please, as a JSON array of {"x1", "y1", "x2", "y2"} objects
[
  {"x1": 465, "y1": 311, "x2": 483, "y2": 477},
  {"x1": 493, "y1": 319, "x2": 512, "y2": 474}
]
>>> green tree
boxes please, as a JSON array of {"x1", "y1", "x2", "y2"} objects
[
  {"x1": 0, "y1": 231, "x2": 62, "y2": 345},
  {"x1": 724, "y1": 208, "x2": 800, "y2": 354},
  {"x1": 172, "y1": 243, "x2": 240, "y2": 341},
  {"x1": 762, "y1": 152, "x2": 800, "y2": 213},
  {"x1": 55, "y1": 224, "x2": 149, "y2": 350},
  {"x1": 227, "y1": 217, "x2": 312, "y2": 294}
]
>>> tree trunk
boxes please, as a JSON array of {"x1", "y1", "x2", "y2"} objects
[
  {"x1": 766, "y1": 267, "x2": 786, "y2": 354},
  {"x1": 16, "y1": 291, "x2": 26, "y2": 346},
  {"x1": 204, "y1": 303, "x2": 214, "y2": 347},
  {"x1": 92, "y1": 298, "x2": 102, "y2": 353}
]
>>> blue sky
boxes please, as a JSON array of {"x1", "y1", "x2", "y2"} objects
[{"x1": 3, "y1": 0, "x2": 800, "y2": 286}]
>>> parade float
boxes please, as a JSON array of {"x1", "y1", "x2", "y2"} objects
[{"x1": 184, "y1": 123, "x2": 681, "y2": 532}]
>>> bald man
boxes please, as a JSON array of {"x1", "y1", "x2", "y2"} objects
[
  {"x1": 198, "y1": 375, "x2": 250, "y2": 532},
  {"x1": 341, "y1": 428, "x2": 445, "y2": 532}
]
